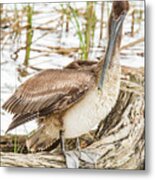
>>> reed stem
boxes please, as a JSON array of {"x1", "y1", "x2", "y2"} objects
[
  {"x1": 24, "y1": 5, "x2": 33, "y2": 67},
  {"x1": 99, "y1": 2, "x2": 104, "y2": 45},
  {"x1": 131, "y1": 10, "x2": 135, "y2": 37}
]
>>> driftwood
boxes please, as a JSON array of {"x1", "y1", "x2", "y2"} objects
[
  {"x1": 0, "y1": 66, "x2": 145, "y2": 169},
  {"x1": 121, "y1": 37, "x2": 144, "y2": 50}
]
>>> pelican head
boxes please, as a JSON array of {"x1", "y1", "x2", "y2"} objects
[{"x1": 98, "y1": 1, "x2": 129, "y2": 90}]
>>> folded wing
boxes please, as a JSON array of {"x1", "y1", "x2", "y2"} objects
[{"x1": 2, "y1": 69, "x2": 95, "y2": 132}]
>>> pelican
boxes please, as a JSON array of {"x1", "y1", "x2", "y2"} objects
[{"x1": 2, "y1": 1, "x2": 129, "y2": 155}]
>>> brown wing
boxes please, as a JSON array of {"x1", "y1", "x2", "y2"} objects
[
  {"x1": 3, "y1": 68, "x2": 95, "y2": 132},
  {"x1": 65, "y1": 60, "x2": 98, "y2": 71},
  {"x1": 65, "y1": 60, "x2": 104, "y2": 76}
]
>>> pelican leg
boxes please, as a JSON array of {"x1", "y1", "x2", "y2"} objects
[
  {"x1": 59, "y1": 130, "x2": 80, "y2": 168},
  {"x1": 76, "y1": 137, "x2": 81, "y2": 151},
  {"x1": 59, "y1": 130, "x2": 65, "y2": 154}
]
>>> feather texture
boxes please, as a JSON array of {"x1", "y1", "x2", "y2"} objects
[
  {"x1": 3, "y1": 68, "x2": 96, "y2": 131},
  {"x1": 6, "y1": 112, "x2": 39, "y2": 133}
]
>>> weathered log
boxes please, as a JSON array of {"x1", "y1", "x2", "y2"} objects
[
  {"x1": 0, "y1": 66, "x2": 145, "y2": 169},
  {"x1": 0, "y1": 135, "x2": 27, "y2": 153}
]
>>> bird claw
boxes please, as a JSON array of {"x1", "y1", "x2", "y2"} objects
[
  {"x1": 64, "y1": 150, "x2": 80, "y2": 168},
  {"x1": 64, "y1": 149, "x2": 101, "y2": 168},
  {"x1": 60, "y1": 132, "x2": 100, "y2": 168}
]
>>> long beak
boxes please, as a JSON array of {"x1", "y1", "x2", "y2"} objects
[{"x1": 98, "y1": 12, "x2": 127, "y2": 90}]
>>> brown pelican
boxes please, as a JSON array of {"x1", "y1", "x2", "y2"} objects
[{"x1": 2, "y1": 1, "x2": 129, "y2": 156}]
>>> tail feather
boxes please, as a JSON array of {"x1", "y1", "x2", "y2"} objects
[
  {"x1": 5, "y1": 104, "x2": 57, "y2": 133},
  {"x1": 2, "y1": 95, "x2": 17, "y2": 113},
  {"x1": 6, "y1": 112, "x2": 38, "y2": 133}
]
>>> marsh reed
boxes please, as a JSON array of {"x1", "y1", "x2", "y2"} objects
[{"x1": 24, "y1": 5, "x2": 33, "y2": 66}]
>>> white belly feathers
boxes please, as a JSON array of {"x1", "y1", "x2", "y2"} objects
[{"x1": 63, "y1": 84, "x2": 119, "y2": 138}]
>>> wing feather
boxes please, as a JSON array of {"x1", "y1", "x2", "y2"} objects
[{"x1": 3, "y1": 69, "x2": 95, "y2": 117}]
